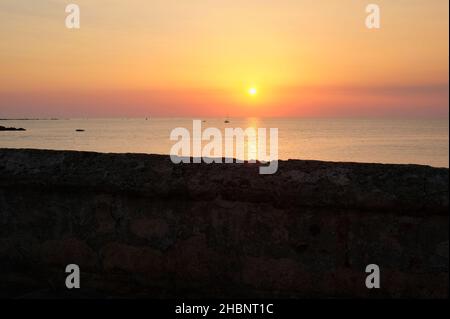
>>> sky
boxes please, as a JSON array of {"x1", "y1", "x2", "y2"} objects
[{"x1": 0, "y1": 0, "x2": 448, "y2": 118}]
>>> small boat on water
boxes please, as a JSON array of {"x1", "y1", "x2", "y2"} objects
[
  {"x1": 224, "y1": 111, "x2": 231, "y2": 123},
  {"x1": 75, "y1": 129, "x2": 85, "y2": 132}
]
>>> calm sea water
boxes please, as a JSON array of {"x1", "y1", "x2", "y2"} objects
[{"x1": 0, "y1": 118, "x2": 448, "y2": 167}]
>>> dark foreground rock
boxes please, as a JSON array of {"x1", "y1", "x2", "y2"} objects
[
  {"x1": 0, "y1": 126, "x2": 26, "y2": 131},
  {"x1": 0, "y1": 148, "x2": 448, "y2": 298}
]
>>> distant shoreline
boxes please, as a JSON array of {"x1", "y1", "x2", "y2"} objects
[{"x1": 1, "y1": 117, "x2": 449, "y2": 121}]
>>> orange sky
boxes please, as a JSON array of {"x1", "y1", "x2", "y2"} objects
[{"x1": 0, "y1": 0, "x2": 448, "y2": 118}]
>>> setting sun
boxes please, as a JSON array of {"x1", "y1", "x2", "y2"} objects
[{"x1": 248, "y1": 87, "x2": 258, "y2": 96}]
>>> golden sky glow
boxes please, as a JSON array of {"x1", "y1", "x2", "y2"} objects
[{"x1": 0, "y1": 0, "x2": 448, "y2": 117}]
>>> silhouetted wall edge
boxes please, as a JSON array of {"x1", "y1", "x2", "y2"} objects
[{"x1": 0, "y1": 148, "x2": 448, "y2": 298}]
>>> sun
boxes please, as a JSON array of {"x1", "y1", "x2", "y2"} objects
[{"x1": 248, "y1": 87, "x2": 257, "y2": 96}]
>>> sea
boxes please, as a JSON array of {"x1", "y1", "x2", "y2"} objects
[{"x1": 0, "y1": 118, "x2": 448, "y2": 168}]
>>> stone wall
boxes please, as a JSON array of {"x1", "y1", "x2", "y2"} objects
[{"x1": 0, "y1": 148, "x2": 448, "y2": 298}]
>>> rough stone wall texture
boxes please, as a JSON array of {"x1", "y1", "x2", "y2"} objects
[{"x1": 0, "y1": 148, "x2": 448, "y2": 298}]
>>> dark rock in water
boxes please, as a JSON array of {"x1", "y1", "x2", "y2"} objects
[
  {"x1": 75, "y1": 129, "x2": 85, "y2": 132},
  {"x1": 0, "y1": 125, "x2": 26, "y2": 131}
]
